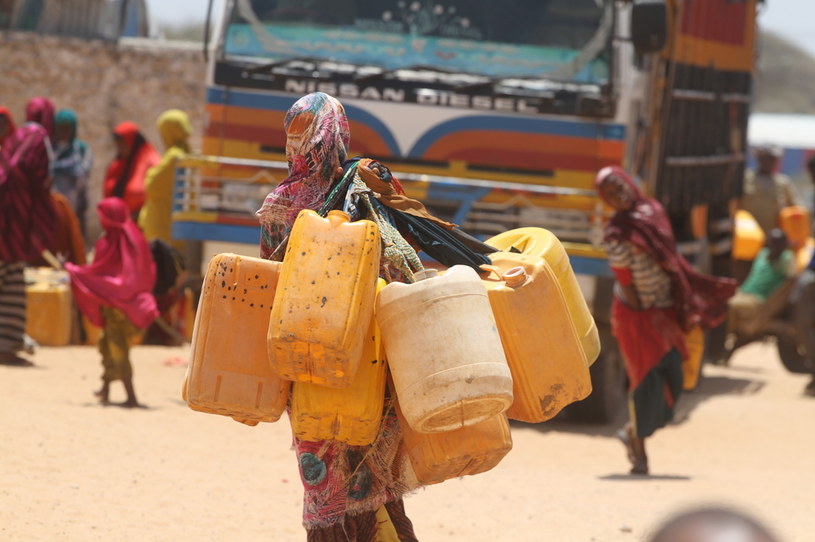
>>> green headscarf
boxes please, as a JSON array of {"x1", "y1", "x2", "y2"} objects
[
  {"x1": 55, "y1": 108, "x2": 78, "y2": 141},
  {"x1": 54, "y1": 108, "x2": 87, "y2": 160}
]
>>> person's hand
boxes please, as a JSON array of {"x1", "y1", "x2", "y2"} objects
[{"x1": 620, "y1": 283, "x2": 642, "y2": 310}]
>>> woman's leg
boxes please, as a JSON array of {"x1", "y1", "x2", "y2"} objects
[
  {"x1": 617, "y1": 419, "x2": 649, "y2": 475},
  {"x1": 0, "y1": 261, "x2": 27, "y2": 364},
  {"x1": 100, "y1": 307, "x2": 140, "y2": 406},
  {"x1": 383, "y1": 499, "x2": 418, "y2": 542},
  {"x1": 96, "y1": 311, "x2": 116, "y2": 403}
]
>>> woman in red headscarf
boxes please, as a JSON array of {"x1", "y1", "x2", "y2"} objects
[
  {"x1": 595, "y1": 166, "x2": 736, "y2": 475},
  {"x1": 66, "y1": 198, "x2": 159, "y2": 407},
  {"x1": 25, "y1": 97, "x2": 56, "y2": 141},
  {"x1": 0, "y1": 106, "x2": 55, "y2": 365},
  {"x1": 103, "y1": 122, "x2": 160, "y2": 219}
]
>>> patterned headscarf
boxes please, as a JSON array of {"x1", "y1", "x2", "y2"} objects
[{"x1": 256, "y1": 92, "x2": 350, "y2": 259}]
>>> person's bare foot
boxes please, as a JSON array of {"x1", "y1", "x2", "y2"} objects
[{"x1": 94, "y1": 383, "x2": 110, "y2": 405}]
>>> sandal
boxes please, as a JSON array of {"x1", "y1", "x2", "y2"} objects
[
  {"x1": 616, "y1": 428, "x2": 637, "y2": 467},
  {"x1": 630, "y1": 462, "x2": 649, "y2": 475}
]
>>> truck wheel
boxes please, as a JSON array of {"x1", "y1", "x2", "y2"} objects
[
  {"x1": 776, "y1": 336, "x2": 812, "y2": 374},
  {"x1": 568, "y1": 324, "x2": 627, "y2": 424}
]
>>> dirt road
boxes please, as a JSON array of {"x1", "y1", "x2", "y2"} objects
[{"x1": 0, "y1": 341, "x2": 812, "y2": 541}]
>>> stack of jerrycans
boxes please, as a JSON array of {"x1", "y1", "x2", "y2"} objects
[
  {"x1": 269, "y1": 210, "x2": 386, "y2": 445},
  {"x1": 484, "y1": 227, "x2": 599, "y2": 423},
  {"x1": 376, "y1": 265, "x2": 514, "y2": 485}
]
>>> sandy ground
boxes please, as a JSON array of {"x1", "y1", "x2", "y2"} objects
[{"x1": 1, "y1": 341, "x2": 813, "y2": 542}]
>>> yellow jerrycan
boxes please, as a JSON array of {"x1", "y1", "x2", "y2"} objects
[
  {"x1": 290, "y1": 279, "x2": 388, "y2": 446},
  {"x1": 486, "y1": 228, "x2": 600, "y2": 365},
  {"x1": 796, "y1": 239, "x2": 814, "y2": 273},
  {"x1": 779, "y1": 206, "x2": 811, "y2": 250},
  {"x1": 25, "y1": 268, "x2": 73, "y2": 346},
  {"x1": 394, "y1": 398, "x2": 512, "y2": 486},
  {"x1": 482, "y1": 253, "x2": 592, "y2": 423},
  {"x1": 376, "y1": 265, "x2": 513, "y2": 433},
  {"x1": 732, "y1": 210, "x2": 765, "y2": 261},
  {"x1": 185, "y1": 254, "x2": 290, "y2": 424},
  {"x1": 268, "y1": 210, "x2": 381, "y2": 388}
]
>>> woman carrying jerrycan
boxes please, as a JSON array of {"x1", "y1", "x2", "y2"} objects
[{"x1": 256, "y1": 92, "x2": 422, "y2": 542}]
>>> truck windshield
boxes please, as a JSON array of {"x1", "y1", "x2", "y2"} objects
[{"x1": 224, "y1": 0, "x2": 612, "y2": 84}]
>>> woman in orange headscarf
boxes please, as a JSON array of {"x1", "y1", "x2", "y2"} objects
[{"x1": 103, "y1": 122, "x2": 160, "y2": 219}]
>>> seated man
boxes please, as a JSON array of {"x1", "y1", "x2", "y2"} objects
[
  {"x1": 728, "y1": 229, "x2": 796, "y2": 337},
  {"x1": 792, "y1": 252, "x2": 815, "y2": 395}
]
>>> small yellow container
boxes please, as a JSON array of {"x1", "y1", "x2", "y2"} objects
[
  {"x1": 486, "y1": 228, "x2": 600, "y2": 365},
  {"x1": 483, "y1": 252, "x2": 592, "y2": 423},
  {"x1": 185, "y1": 254, "x2": 290, "y2": 424},
  {"x1": 268, "y1": 210, "x2": 381, "y2": 388},
  {"x1": 682, "y1": 325, "x2": 704, "y2": 391},
  {"x1": 733, "y1": 210, "x2": 765, "y2": 261},
  {"x1": 290, "y1": 280, "x2": 387, "y2": 445},
  {"x1": 796, "y1": 238, "x2": 815, "y2": 272},
  {"x1": 394, "y1": 398, "x2": 512, "y2": 486},
  {"x1": 779, "y1": 206, "x2": 811, "y2": 249},
  {"x1": 25, "y1": 268, "x2": 73, "y2": 347}
]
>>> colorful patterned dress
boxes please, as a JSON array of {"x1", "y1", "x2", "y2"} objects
[{"x1": 256, "y1": 92, "x2": 419, "y2": 542}]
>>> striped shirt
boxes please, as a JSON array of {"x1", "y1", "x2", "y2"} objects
[{"x1": 606, "y1": 239, "x2": 673, "y2": 309}]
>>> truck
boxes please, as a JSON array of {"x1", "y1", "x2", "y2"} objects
[{"x1": 173, "y1": 0, "x2": 761, "y2": 422}]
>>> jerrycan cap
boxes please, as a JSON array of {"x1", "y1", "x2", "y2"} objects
[
  {"x1": 502, "y1": 266, "x2": 528, "y2": 288},
  {"x1": 413, "y1": 268, "x2": 439, "y2": 282}
]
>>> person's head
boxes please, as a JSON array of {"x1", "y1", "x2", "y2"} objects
[
  {"x1": 25, "y1": 96, "x2": 55, "y2": 139},
  {"x1": 754, "y1": 146, "x2": 782, "y2": 175},
  {"x1": 284, "y1": 92, "x2": 350, "y2": 183},
  {"x1": 54, "y1": 109, "x2": 78, "y2": 146},
  {"x1": 157, "y1": 109, "x2": 192, "y2": 151},
  {"x1": 112, "y1": 121, "x2": 142, "y2": 160},
  {"x1": 0, "y1": 106, "x2": 16, "y2": 141},
  {"x1": 767, "y1": 228, "x2": 788, "y2": 260},
  {"x1": 595, "y1": 165, "x2": 641, "y2": 212},
  {"x1": 648, "y1": 507, "x2": 779, "y2": 542},
  {"x1": 97, "y1": 197, "x2": 131, "y2": 231}
]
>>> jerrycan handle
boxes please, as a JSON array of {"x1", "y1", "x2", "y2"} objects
[
  {"x1": 479, "y1": 264, "x2": 502, "y2": 280},
  {"x1": 413, "y1": 268, "x2": 439, "y2": 281},
  {"x1": 326, "y1": 210, "x2": 351, "y2": 227}
]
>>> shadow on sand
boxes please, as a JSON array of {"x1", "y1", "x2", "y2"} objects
[
  {"x1": 0, "y1": 355, "x2": 36, "y2": 367},
  {"x1": 510, "y1": 368, "x2": 764, "y2": 438},
  {"x1": 597, "y1": 473, "x2": 692, "y2": 482},
  {"x1": 80, "y1": 400, "x2": 152, "y2": 410}
]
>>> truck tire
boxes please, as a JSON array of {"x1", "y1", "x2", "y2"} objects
[
  {"x1": 568, "y1": 324, "x2": 627, "y2": 423},
  {"x1": 776, "y1": 336, "x2": 812, "y2": 374}
]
